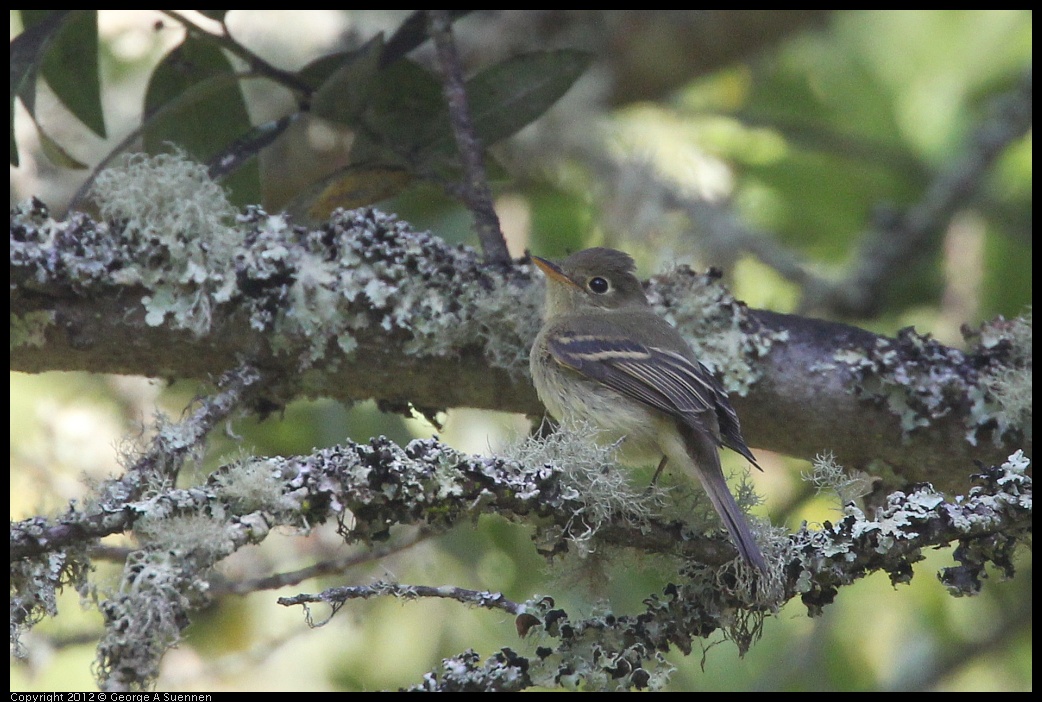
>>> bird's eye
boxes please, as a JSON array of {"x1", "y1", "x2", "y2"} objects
[{"x1": 587, "y1": 276, "x2": 610, "y2": 294}]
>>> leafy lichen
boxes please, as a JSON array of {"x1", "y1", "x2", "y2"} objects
[{"x1": 647, "y1": 266, "x2": 785, "y2": 395}]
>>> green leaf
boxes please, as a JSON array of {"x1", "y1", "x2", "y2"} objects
[
  {"x1": 310, "y1": 34, "x2": 385, "y2": 125},
  {"x1": 10, "y1": 11, "x2": 68, "y2": 166},
  {"x1": 143, "y1": 36, "x2": 259, "y2": 206},
  {"x1": 27, "y1": 10, "x2": 107, "y2": 139},
  {"x1": 12, "y1": 12, "x2": 67, "y2": 112},
  {"x1": 298, "y1": 51, "x2": 353, "y2": 91},
  {"x1": 351, "y1": 58, "x2": 449, "y2": 165},
  {"x1": 465, "y1": 49, "x2": 592, "y2": 147},
  {"x1": 349, "y1": 50, "x2": 592, "y2": 179}
]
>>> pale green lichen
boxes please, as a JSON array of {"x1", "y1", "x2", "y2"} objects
[
  {"x1": 23, "y1": 147, "x2": 542, "y2": 376},
  {"x1": 91, "y1": 150, "x2": 241, "y2": 336},
  {"x1": 972, "y1": 310, "x2": 1032, "y2": 442},
  {"x1": 10, "y1": 548, "x2": 91, "y2": 658},
  {"x1": 210, "y1": 454, "x2": 292, "y2": 515},
  {"x1": 133, "y1": 512, "x2": 233, "y2": 556},
  {"x1": 804, "y1": 451, "x2": 874, "y2": 510},
  {"x1": 18, "y1": 155, "x2": 767, "y2": 393},
  {"x1": 834, "y1": 313, "x2": 1031, "y2": 448},
  {"x1": 505, "y1": 419, "x2": 665, "y2": 555},
  {"x1": 938, "y1": 450, "x2": 1030, "y2": 596},
  {"x1": 1000, "y1": 448, "x2": 1030, "y2": 477},
  {"x1": 646, "y1": 268, "x2": 784, "y2": 395},
  {"x1": 232, "y1": 205, "x2": 542, "y2": 376},
  {"x1": 521, "y1": 598, "x2": 677, "y2": 692},
  {"x1": 472, "y1": 278, "x2": 545, "y2": 375},
  {"x1": 95, "y1": 549, "x2": 210, "y2": 689},
  {"x1": 10, "y1": 310, "x2": 55, "y2": 349},
  {"x1": 849, "y1": 485, "x2": 946, "y2": 549},
  {"x1": 834, "y1": 328, "x2": 997, "y2": 444}
]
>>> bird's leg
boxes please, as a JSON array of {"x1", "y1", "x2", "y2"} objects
[{"x1": 651, "y1": 455, "x2": 669, "y2": 484}]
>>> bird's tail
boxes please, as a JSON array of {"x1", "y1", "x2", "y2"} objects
[{"x1": 678, "y1": 426, "x2": 767, "y2": 572}]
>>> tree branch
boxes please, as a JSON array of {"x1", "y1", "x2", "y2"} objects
[
  {"x1": 18, "y1": 404, "x2": 1008, "y2": 687},
  {"x1": 10, "y1": 199, "x2": 1028, "y2": 492},
  {"x1": 12, "y1": 381, "x2": 1029, "y2": 688},
  {"x1": 12, "y1": 404, "x2": 1029, "y2": 683}
]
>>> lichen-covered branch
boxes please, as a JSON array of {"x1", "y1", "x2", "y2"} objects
[
  {"x1": 10, "y1": 357, "x2": 1031, "y2": 690},
  {"x1": 277, "y1": 580, "x2": 524, "y2": 620},
  {"x1": 10, "y1": 192, "x2": 541, "y2": 413},
  {"x1": 273, "y1": 449, "x2": 1031, "y2": 691},
  {"x1": 10, "y1": 181, "x2": 1029, "y2": 491}
]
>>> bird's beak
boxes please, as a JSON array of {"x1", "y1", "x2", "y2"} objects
[{"x1": 531, "y1": 255, "x2": 581, "y2": 289}]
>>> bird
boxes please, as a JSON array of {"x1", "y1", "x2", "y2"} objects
[{"x1": 529, "y1": 247, "x2": 767, "y2": 571}]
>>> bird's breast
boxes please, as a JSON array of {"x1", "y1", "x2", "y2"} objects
[{"x1": 530, "y1": 346, "x2": 667, "y2": 466}]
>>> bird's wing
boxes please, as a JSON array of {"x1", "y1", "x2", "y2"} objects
[{"x1": 546, "y1": 331, "x2": 760, "y2": 468}]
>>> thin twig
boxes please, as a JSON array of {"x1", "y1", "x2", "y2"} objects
[
  {"x1": 278, "y1": 580, "x2": 524, "y2": 619},
  {"x1": 159, "y1": 10, "x2": 312, "y2": 96},
  {"x1": 214, "y1": 527, "x2": 435, "y2": 596},
  {"x1": 426, "y1": 10, "x2": 511, "y2": 264}
]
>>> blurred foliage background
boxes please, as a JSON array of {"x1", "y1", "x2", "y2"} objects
[{"x1": 10, "y1": 10, "x2": 1031, "y2": 691}]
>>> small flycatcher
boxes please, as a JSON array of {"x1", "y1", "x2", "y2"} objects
[{"x1": 529, "y1": 247, "x2": 767, "y2": 571}]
